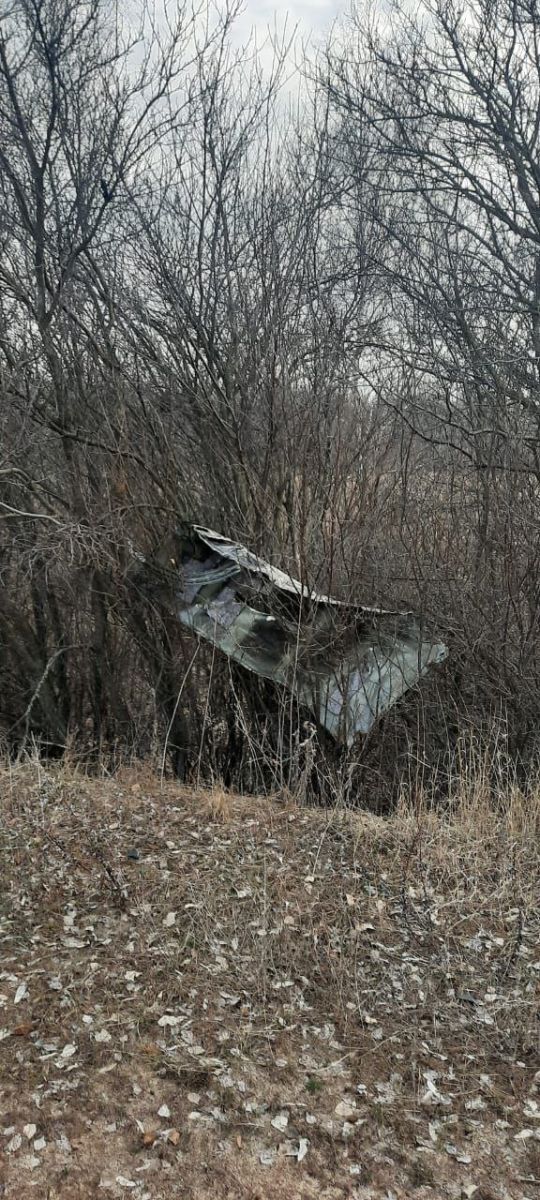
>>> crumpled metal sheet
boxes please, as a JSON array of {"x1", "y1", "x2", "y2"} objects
[{"x1": 159, "y1": 525, "x2": 447, "y2": 746}]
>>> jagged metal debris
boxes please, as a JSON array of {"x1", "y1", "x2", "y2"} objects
[{"x1": 151, "y1": 525, "x2": 447, "y2": 746}]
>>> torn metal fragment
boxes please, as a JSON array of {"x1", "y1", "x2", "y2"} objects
[{"x1": 148, "y1": 525, "x2": 447, "y2": 745}]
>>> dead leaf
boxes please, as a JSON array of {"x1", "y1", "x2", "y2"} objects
[
  {"x1": 335, "y1": 1100, "x2": 356, "y2": 1120},
  {"x1": 297, "y1": 1138, "x2": 309, "y2": 1163}
]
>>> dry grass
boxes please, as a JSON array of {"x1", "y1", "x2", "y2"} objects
[{"x1": 0, "y1": 757, "x2": 539, "y2": 1199}]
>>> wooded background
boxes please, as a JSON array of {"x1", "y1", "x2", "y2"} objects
[{"x1": 2, "y1": 0, "x2": 540, "y2": 800}]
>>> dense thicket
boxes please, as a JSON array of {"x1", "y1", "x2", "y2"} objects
[{"x1": 2, "y1": 0, "x2": 540, "y2": 799}]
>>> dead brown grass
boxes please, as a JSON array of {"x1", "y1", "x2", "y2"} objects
[{"x1": 0, "y1": 758, "x2": 538, "y2": 1199}]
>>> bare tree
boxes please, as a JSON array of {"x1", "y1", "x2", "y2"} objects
[
  {"x1": 0, "y1": 0, "x2": 240, "y2": 755},
  {"x1": 7, "y1": 0, "x2": 539, "y2": 791},
  {"x1": 319, "y1": 0, "x2": 540, "y2": 759}
]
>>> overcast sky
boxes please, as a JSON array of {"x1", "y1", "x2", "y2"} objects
[{"x1": 232, "y1": 0, "x2": 346, "y2": 59}]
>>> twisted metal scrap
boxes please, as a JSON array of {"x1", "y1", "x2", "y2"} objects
[{"x1": 153, "y1": 525, "x2": 447, "y2": 746}]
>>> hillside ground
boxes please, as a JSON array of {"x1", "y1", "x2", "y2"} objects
[{"x1": 0, "y1": 761, "x2": 538, "y2": 1199}]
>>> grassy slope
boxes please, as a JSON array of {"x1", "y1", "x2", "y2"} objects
[{"x1": 0, "y1": 762, "x2": 539, "y2": 1199}]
